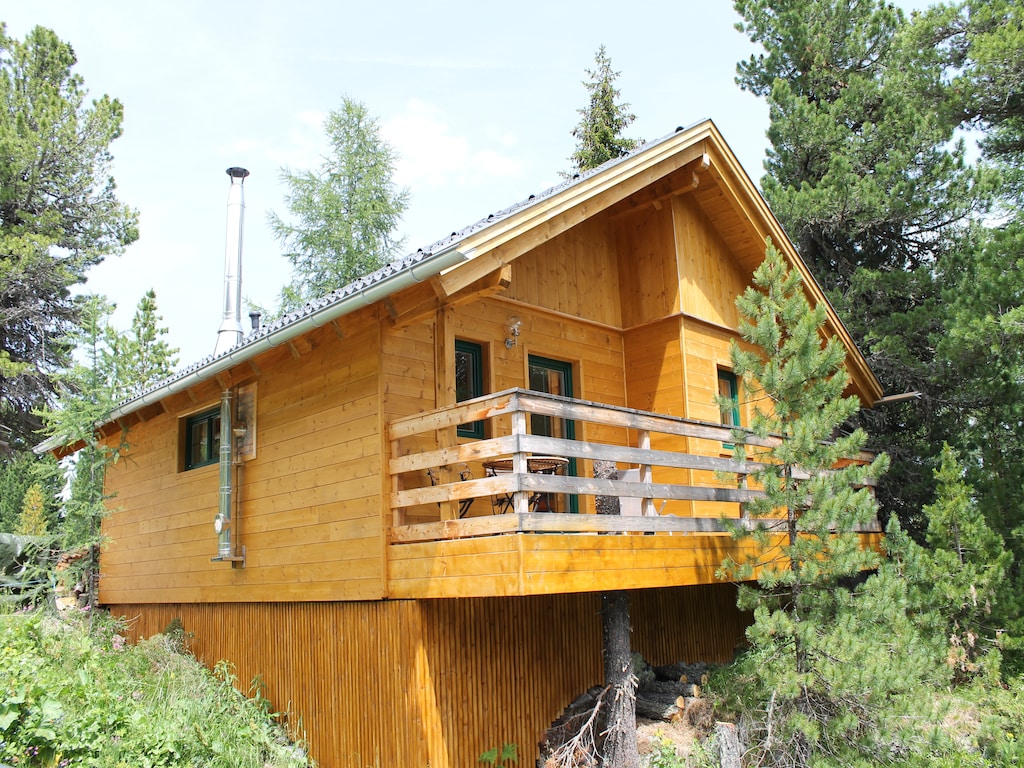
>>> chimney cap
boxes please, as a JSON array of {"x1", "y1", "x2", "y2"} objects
[{"x1": 226, "y1": 167, "x2": 250, "y2": 179}]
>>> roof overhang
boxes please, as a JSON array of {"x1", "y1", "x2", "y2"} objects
[{"x1": 42, "y1": 118, "x2": 883, "y2": 454}]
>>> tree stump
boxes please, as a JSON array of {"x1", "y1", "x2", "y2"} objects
[{"x1": 714, "y1": 722, "x2": 742, "y2": 768}]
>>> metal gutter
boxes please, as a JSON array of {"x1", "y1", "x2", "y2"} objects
[{"x1": 36, "y1": 246, "x2": 469, "y2": 454}]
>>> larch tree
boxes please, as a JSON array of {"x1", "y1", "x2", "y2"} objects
[
  {"x1": 36, "y1": 296, "x2": 119, "y2": 606},
  {"x1": 16, "y1": 482, "x2": 48, "y2": 537},
  {"x1": 35, "y1": 290, "x2": 178, "y2": 604},
  {"x1": 0, "y1": 451, "x2": 59, "y2": 534},
  {"x1": 266, "y1": 97, "x2": 408, "y2": 317},
  {"x1": 0, "y1": 24, "x2": 138, "y2": 448},
  {"x1": 566, "y1": 45, "x2": 641, "y2": 176}
]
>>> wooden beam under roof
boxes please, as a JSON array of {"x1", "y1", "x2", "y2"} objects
[{"x1": 436, "y1": 138, "x2": 711, "y2": 297}]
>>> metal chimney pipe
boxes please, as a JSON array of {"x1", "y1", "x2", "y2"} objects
[{"x1": 214, "y1": 167, "x2": 249, "y2": 356}]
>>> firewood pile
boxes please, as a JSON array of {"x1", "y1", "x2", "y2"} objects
[
  {"x1": 537, "y1": 661, "x2": 710, "y2": 767},
  {"x1": 635, "y1": 661, "x2": 708, "y2": 724}
]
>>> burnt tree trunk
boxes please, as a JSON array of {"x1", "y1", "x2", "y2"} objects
[{"x1": 599, "y1": 590, "x2": 639, "y2": 768}]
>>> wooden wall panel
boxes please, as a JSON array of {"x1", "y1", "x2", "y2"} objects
[
  {"x1": 382, "y1": 321, "x2": 439, "y2": 523},
  {"x1": 506, "y1": 217, "x2": 622, "y2": 328},
  {"x1": 109, "y1": 585, "x2": 746, "y2": 768},
  {"x1": 387, "y1": 533, "x2": 770, "y2": 599},
  {"x1": 622, "y1": 317, "x2": 695, "y2": 515},
  {"x1": 100, "y1": 323, "x2": 385, "y2": 605},
  {"x1": 623, "y1": 317, "x2": 684, "y2": 418},
  {"x1": 673, "y1": 195, "x2": 749, "y2": 328},
  {"x1": 614, "y1": 204, "x2": 679, "y2": 328}
]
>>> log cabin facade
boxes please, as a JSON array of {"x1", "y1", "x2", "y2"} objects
[{"x1": 94, "y1": 120, "x2": 883, "y2": 766}]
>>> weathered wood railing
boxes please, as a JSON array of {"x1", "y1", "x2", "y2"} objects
[{"x1": 387, "y1": 388, "x2": 877, "y2": 543}]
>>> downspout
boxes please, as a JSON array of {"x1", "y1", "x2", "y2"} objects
[{"x1": 214, "y1": 388, "x2": 236, "y2": 560}]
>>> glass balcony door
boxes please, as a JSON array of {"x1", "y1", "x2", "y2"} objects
[{"x1": 527, "y1": 355, "x2": 577, "y2": 513}]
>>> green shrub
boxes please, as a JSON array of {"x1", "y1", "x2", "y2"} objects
[{"x1": 0, "y1": 606, "x2": 312, "y2": 767}]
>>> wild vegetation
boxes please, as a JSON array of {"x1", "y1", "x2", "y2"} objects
[{"x1": 0, "y1": 606, "x2": 312, "y2": 767}]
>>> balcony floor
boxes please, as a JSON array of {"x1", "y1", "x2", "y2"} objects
[{"x1": 386, "y1": 515, "x2": 882, "y2": 598}]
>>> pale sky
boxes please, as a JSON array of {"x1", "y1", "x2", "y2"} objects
[{"x1": 7, "y1": 2, "x2": 779, "y2": 366}]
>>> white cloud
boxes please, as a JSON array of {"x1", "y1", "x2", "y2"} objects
[{"x1": 383, "y1": 99, "x2": 525, "y2": 190}]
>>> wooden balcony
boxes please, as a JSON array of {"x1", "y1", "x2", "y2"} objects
[{"x1": 386, "y1": 389, "x2": 880, "y2": 599}]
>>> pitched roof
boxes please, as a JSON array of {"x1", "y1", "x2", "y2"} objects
[{"x1": 98, "y1": 118, "x2": 884, "y2": 428}]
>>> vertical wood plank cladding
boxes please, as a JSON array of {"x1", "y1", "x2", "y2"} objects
[
  {"x1": 614, "y1": 204, "x2": 678, "y2": 328},
  {"x1": 673, "y1": 194, "x2": 749, "y2": 328},
  {"x1": 623, "y1": 317, "x2": 694, "y2": 515},
  {"x1": 679, "y1": 319, "x2": 749, "y2": 520},
  {"x1": 110, "y1": 587, "x2": 745, "y2": 768},
  {"x1": 505, "y1": 217, "x2": 621, "y2": 328},
  {"x1": 100, "y1": 322, "x2": 385, "y2": 605}
]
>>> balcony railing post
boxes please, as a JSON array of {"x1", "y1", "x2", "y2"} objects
[
  {"x1": 512, "y1": 408, "x2": 530, "y2": 515},
  {"x1": 639, "y1": 429, "x2": 655, "y2": 517}
]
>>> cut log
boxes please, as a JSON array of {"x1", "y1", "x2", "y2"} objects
[
  {"x1": 652, "y1": 662, "x2": 708, "y2": 685},
  {"x1": 639, "y1": 679, "x2": 701, "y2": 698},
  {"x1": 635, "y1": 692, "x2": 684, "y2": 722}
]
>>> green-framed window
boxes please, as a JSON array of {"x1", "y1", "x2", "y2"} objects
[
  {"x1": 455, "y1": 339, "x2": 485, "y2": 439},
  {"x1": 718, "y1": 367, "x2": 740, "y2": 427},
  {"x1": 185, "y1": 408, "x2": 221, "y2": 470},
  {"x1": 528, "y1": 354, "x2": 578, "y2": 514}
]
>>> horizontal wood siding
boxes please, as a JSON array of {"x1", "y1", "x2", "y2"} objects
[
  {"x1": 109, "y1": 586, "x2": 745, "y2": 767},
  {"x1": 388, "y1": 532, "x2": 769, "y2": 598},
  {"x1": 382, "y1": 321, "x2": 439, "y2": 525},
  {"x1": 623, "y1": 318, "x2": 695, "y2": 516},
  {"x1": 100, "y1": 322, "x2": 385, "y2": 604}
]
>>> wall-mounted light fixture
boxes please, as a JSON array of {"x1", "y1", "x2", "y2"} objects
[{"x1": 505, "y1": 316, "x2": 522, "y2": 349}]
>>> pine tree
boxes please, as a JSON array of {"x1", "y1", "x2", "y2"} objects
[
  {"x1": 0, "y1": 24, "x2": 138, "y2": 446},
  {"x1": 733, "y1": 0, "x2": 984, "y2": 289},
  {"x1": 722, "y1": 243, "x2": 887, "y2": 589},
  {"x1": 920, "y1": 444, "x2": 1012, "y2": 681},
  {"x1": 943, "y1": 0, "x2": 1024, "y2": 198},
  {"x1": 267, "y1": 97, "x2": 408, "y2": 316},
  {"x1": 718, "y1": 243, "x2": 890, "y2": 766},
  {"x1": 105, "y1": 289, "x2": 179, "y2": 401},
  {"x1": 732, "y1": 0, "x2": 1001, "y2": 545},
  {"x1": 566, "y1": 45, "x2": 640, "y2": 176}
]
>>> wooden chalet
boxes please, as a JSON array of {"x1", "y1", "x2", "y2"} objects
[{"x1": 94, "y1": 119, "x2": 884, "y2": 767}]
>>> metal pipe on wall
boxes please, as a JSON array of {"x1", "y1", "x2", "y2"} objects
[
  {"x1": 215, "y1": 167, "x2": 249, "y2": 357},
  {"x1": 215, "y1": 388, "x2": 234, "y2": 558}
]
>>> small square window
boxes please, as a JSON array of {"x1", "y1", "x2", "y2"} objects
[
  {"x1": 185, "y1": 408, "x2": 221, "y2": 470},
  {"x1": 455, "y1": 339, "x2": 485, "y2": 439}
]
